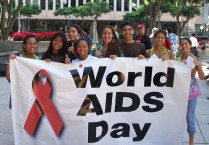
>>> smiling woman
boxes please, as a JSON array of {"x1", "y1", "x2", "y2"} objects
[
  {"x1": 146, "y1": 30, "x2": 172, "y2": 60},
  {"x1": 41, "y1": 32, "x2": 70, "y2": 64},
  {"x1": 91, "y1": 25, "x2": 123, "y2": 58}
]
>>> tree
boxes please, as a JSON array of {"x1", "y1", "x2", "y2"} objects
[
  {"x1": 0, "y1": 0, "x2": 23, "y2": 40},
  {"x1": 140, "y1": 0, "x2": 166, "y2": 34},
  {"x1": 123, "y1": 6, "x2": 147, "y2": 24},
  {"x1": 54, "y1": 6, "x2": 87, "y2": 25},
  {"x1": 20, "y1": 5, "x2": 41, "y2": 31},
  {"x1": 166, "y1": 0, "x2": 209, "y2": 36},
  {"x1": 123, "y1": 0, "x2": 170, "y2": 34},
  {"x1": 78, "y1": 0, "x2": 112, "y2": 43},
  {"x1": 54, "y1": 7, "x2": 77, "y2": 23}
]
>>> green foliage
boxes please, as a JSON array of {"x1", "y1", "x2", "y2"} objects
[
  {"x1": 20, "y1": 5, "x2": 41, "y2": 18},
  {"x1": 165, "y1": 1, "x2": 200, "y2": 18},
  {"x1": 54, "y1": 7, "x2": 76, "y2": 17},
  {"x1": 123, "y1": 6, "x2": 148, "y2": 24},
  {"x1": 80, "y1": 1, "x2": 112, "y2": 20},
  {"x1": 54, "y1": 0, "x2": 111, "y2": 21},
  {"x1": 0, "y1": 0, "x2": 23, "y2": 40},
  {"x1": 160, "y1": 2, "x2": 173, "y2": 14}
]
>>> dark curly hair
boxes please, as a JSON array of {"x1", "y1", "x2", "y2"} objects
[{"x1": 102, "y1": 25, "x2": 123, "y2": 57}]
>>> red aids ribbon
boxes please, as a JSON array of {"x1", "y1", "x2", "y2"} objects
[{"x1": 24, "y1": 69, "x2": 64, "y2": 136}]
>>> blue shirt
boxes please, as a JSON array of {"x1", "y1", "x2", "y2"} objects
[{"x1": 168, "y1": 33, "x2": 179, "y2": 47}]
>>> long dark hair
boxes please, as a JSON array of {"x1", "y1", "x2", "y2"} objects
[
  {"x1": 67, "y1": 24, "x2": 83, "y2": 36},
  {"x1": 154, "y1": 30, "x2": 167, "y2": 39},
  {"x1": 44, "y1": 32, "x2": 67, "y2": 55},
  {"x1": 102, "y1": 25, "x2": 122, "y2": 57},
  {"x1": 180, "y1": 38, "x2": 192, "y2": 45}
]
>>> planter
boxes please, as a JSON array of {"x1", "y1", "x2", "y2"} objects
[
  {"x1": 0, "y1": 41, "x2": 50, "y2": 76},
  {"x1": 0, "y1": 41, "x2": 50, "y2": 53}
]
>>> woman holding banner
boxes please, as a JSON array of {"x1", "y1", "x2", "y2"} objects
[
  {"x1": 92, "y1": 25, "x2": 123, "y2": 58},
  {"x1": 178, "y1": 38, "x2": 204, "y2": 145},
  {"x1": 72, "y1": 38, "x2": 98, "y2": 63},
  {"x1": 146, "y1": 30, "x2": 172, "y2": 59},
  {"x1": 6, "y1": 34, "x2": 39, "y2": 109},
  {"x1": 42, "y1": 32, "x2": 70, "y2": 64}
]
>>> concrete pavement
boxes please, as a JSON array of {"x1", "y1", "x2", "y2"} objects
[{"x1": 0, "y1": 58, "x2": 209, "y2": 145}]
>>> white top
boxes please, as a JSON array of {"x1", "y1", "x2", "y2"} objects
[
  {"x1": 72, "y1": 55, "x2": 98, "y2": 63},
  {"x1": 190, "y1": 37, "x2": 199, "y2": 47}
]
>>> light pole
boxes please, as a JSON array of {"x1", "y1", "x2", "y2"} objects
[
  {"x1": 45, "y1": 10, "x2": 47, "y2": 29},
  {"x1": 18, "y1": 12, "x2": 21, "y2": 32}
]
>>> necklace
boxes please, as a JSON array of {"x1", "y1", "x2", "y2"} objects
[
  {"x1": 178, "y1": 53, "x2": 194, "y2": 62},
  {"x1": 21, "y1": 52, "x2": 37, "y2": 59},
  {"x1": 150, "y1": 47, "x2": 169, "y2": 58}
]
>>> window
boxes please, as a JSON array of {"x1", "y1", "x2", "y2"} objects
[
  {"x1": 71, "y1": 0, "x2": 76, "y2": 7},
  {"x1": 26, "y1": 0, "x2": 30, "y2": 5},
  {"x1": 41, "y1": 0, "x2": 46, "y2": 10},
  {"x1": 109, "y1": 0, "x2": 114, "y2": 10},
  {"x1": 56, "y1": 0, "x2": 60, "y2": 8},
  {"x1": 132, "y1": 0, "x2": 138, "y2": 11},
  {"x1": 79, "y1": 0, "x2": 83, "y2": 6},
  {"x1": 33, "y1": 0, "x2": 38, "y2": 5},
  {"x1": 124, "y1": 0, "x2": 129, "y2": 11},
  {"x1": 48, "y1": 0, "x2": 53, "y2": 10},
  {"x1": 63, "y1": 0, "x2": 68, "y2": 7},
  {"x1": 116, "y1": 0, "x2": 121, "y2": 11}
]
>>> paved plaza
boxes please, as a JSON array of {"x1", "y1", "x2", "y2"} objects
[{"x1": 0, "y1": 58, "x2": 209, "y2": 145}]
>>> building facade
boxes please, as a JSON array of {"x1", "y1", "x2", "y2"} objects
[{"x1": 12, "y1": 0, "x2": 209, "y2": 34}]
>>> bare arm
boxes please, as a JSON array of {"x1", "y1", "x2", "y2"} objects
[
  {"x1": 168, "y1": 50, "x2": 173, "y2": 60},
  {"x1": 146, "y1": 50, "x2": 150, "y2": 58},
  {"x1": 194, "y1": 60, "x2": 204, "y2": 80},
  {"x1": 6, "y1": 54, "x2": 16, "y2": 81}
]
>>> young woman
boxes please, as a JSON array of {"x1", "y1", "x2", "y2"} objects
[
  {"x1": 6, "y1": 34, "x2": 39, "y2": 81},
  {"x1": 147, "y1": 30, "x2": 172, "y2": 59},
  {"x1": 42, "y1": 32, "x2": 70, "y2": 64},
  {"x1": 178, "y1": 38, "x2": 204, "y2": 145},
  {"x1": 92, "y1": 25, "x2": 123, "y2": 59},
  {"x1": 6, "y1": 34, "x2": 39, "y2": 109},
  {"x1": 72, "y1": 38, "x2": 98, "y2": 63},
  {"x1": 66, "y1": 24, "x2": 83, "y2": 61}
]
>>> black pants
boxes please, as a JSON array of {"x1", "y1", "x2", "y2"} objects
[{"x1": 191, "y1": 47, "x2": 198, "y2": 57}]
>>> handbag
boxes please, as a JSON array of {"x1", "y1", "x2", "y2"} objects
[{"x1": 189, "y1": 77, "x2": 201, "y2": 100}]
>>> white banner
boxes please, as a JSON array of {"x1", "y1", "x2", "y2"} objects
[{"x1": 11, "y1": 57, "x2": 191, "y2": 145}]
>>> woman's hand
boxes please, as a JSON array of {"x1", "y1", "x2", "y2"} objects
[
  {"x1": 65, "y1": 54, "x2": 71, "y2": 64},
  {"x1": 6, "y1": 54, "x2": 17, "y2": 81},
  {"x1": 137, "y1": 55, "x2": 145, "y2": 59},
  {"x1": 44, "y1": 59, "x2": 51, "y2": 63},
  {"x1": 162, "y1": 56, "x2": 169, "y2": 61},
  {"x1": 68, "y1": 46, "x2": 76, "y2": 55},
  {"x1": 193, "y1": 59, "x2": 201, "y2": 67},
  {"x1": 9, "y1": 54, "x2": 17, "y2": 61},
  {"x1": 110, "y1": 55, "x2": 117, "y2": 59},
  {"x1": 183, "y1": 60, "x2": 187, "y2": 64},
  {"x1": 95, "y1": 50, "x2": 102, "y2": 58}
]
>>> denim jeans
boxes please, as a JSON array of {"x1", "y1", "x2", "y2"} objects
[{"x1": 187, "y1": 98, "x2": 197, "y2": 134}]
